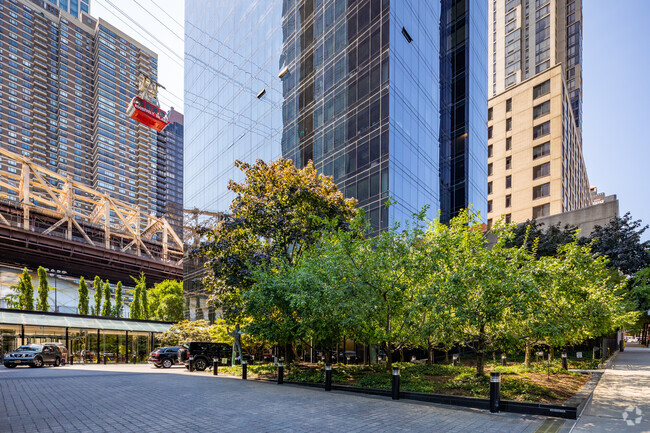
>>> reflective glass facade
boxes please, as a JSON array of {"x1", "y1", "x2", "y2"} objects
[
  {"x1": 185, "y1": 0, "x2": 487, "y2": 226},
  {"x1": 184, "y1": 2, "x2": 284, "y2": 211}
]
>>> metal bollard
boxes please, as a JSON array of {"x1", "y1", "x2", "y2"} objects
[
  {"x1": 325, "y1": 365, "x2": 332, "y2": 391},
  {"x1": 562, "y1": 353, "x2": 568, "y2": 370},
  {"x1": 242, "y1": 361, "x2": 247, "y2": 380},
  {"x1": 391, "y1": 367, "x2": 400, "y2": 400},
  {"x1": 189, "y1": 357, "x2": 194, "y2": 372},
  {"x1": 278, "y1": 362, "x2": 284, "y2": 384},
  {"x1": 501, "y1": 355, "x2": 506, "y2": 366},
  {"x1": 103, "y1": 355, "x2": 107, "y2": 365},
  {"x1": 490, "y1": 372, "x2": 501, "y2": 413},
  {"x1": 620, "y1": 339, "x2": 624, "y2": 353},
  {"x1": 213, "y1": 358, "x2": 218, "y2": 376},
  {"x1": 70, "y1": 355, "x2": 74, "y2": 365}
]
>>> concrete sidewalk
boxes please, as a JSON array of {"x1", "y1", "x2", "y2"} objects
[{"x1": 572, "y1": 344, "x2": 650, "y2": 433}]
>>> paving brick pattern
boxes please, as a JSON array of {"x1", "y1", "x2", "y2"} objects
[{"x1": 0, "y1": 364, "x2": 551, "y2": 432}]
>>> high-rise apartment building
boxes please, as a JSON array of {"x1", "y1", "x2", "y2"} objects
[
  {"x1": 156, "y1": 107, "x2": 183, "y2": 238},
  {"x1": 0, "y1": 0, "x2": 182, "y2": 228},
  {"x1": 45, "y1": 0, "x2": 89, "y2": 18},
  {"x1": 185, "y1": 1, "x2": 487, "y2": 230},
  {"x1": 487, "y1": 0, "x2": 589, "y2": 224}
]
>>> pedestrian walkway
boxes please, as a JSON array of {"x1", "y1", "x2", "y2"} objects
[{"x1": 572, "y1": 344, "x2": 650, "y2": 433}]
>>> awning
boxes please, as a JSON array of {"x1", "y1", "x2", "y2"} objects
[{"x1": 0, "y1": 310, "x2": 172, "y2": 333}]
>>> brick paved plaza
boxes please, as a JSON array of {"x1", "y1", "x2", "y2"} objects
[{"x1": 0, "y1": 364, "x2": 565, "y2": 432}]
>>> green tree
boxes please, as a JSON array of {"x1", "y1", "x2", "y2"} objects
[
  {"x1": 198, "y1": 158, "x2": 358, "y2": 320},
  {"x1": 78, "y1": 276, "x2": 89, "y2": 315},
  {"x1": 130, "y1": 273, "x2": 146, "y2": 319},
  {"x1": 130, "y1": 285, "x2": 141, "y2": 320},
  {"x1": 588, "y1": 212, "x2": 650, "y2": 276},
  {"x1": 92, "y1": 276, "x2": 102, "y2": 316},
  {"x1": 113, "y1": 281, "x2": 123, "y2": 318},
  {"x1": 148, "y1": 280, "x2": 183, "y2": 322},
  {"x1": 101, "y1": 280, "x2": 112, "y2": 317},
  {"x1": 507, "y1": 220, "x2": 578, "y2": 257},
  {"x1": 158, "y1": 319, "x2": 212, "y2": 346},
  {"x1": 36, "y1": 266, "x2": 50, "y2": 312},
  {"x1": 2, "y1": 284, "x2": 21, "y2": 309},
  {"x1": 17, "y1": 268, "x2": 34, "y2": 310}
]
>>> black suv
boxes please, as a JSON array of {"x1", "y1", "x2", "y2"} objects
[
  {"x1": 4, "y1": 344, "x2": 64, "y2": 368},
  {"x1": 148, "y1": 346, "x2": 180, "y2": 369},
  {"x1": 178, "y1": 342, "x2": 233, "y2": 371}
]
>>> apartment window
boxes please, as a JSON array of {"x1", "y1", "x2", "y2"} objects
[
  {"x1": 488, "y1": 145, "x2": 493, "y2": 158},
  {"x1": 488, "y1": 163, "x2": 493, "y2": 176},
  {"x1": 505, "y1": 213, "x2": 512, "y2": 223},
  {"x1": 506, "y1": 98, "x2": 512, "y2": 112},
  {"x1": 506, "y1": 156, "x2": 512, "y2": 169},
  {"x1": 533, "y1": 100, "x2": 550, "y2": 119},
  {"x1": 506, "y1": 175, "x2": 512, "y2": 188},
  {"x1": 506, "y1": 118, "x2": 512, "y2": 132},
  {"x1": 533, "y1": 182, "x2": 550, "y2": 199},
  {"x1": 532, "y1": 203, "x2": 550, "y2": 218},
  {"x1": 533, "y1": 162, "x2": 550, "y2": 179},
  {"x1": 505, "y1": 194, "x2": 512, "y2": 208},
  {"x1": 506, "y1": 137, "x2": 512, "y2": 151},
  {"x1": 487, "y1": 218, "x2": 493, "y2": 229},
  {"x1": 488, "y1": 107, "x2": 493, "y2": 121},
  {"x1": 533, "y1": 121, "x2": 550, "y2": 139},
  {"x1": 488, "y1": 126, "x2": 493, "y2": 139},
  {"x1": 488, "y1": 200, "x2": 493, "y2": 213},
  {"x1": 488, "y1": 181, "x2": 493, "y2": 195},
  {"x1": 533, "y1": 79, "x2": 550, "y2": 99},
  {"x1": 533, "y1": 141, "x2": 550, "y2": 159}
]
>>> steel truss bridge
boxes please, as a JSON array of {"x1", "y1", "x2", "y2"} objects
[{"x1": 0, "y1": 147, "x2": 182, "y2": 284}]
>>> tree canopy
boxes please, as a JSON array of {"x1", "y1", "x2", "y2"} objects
[
  {"x1": 198, "y1": 158, "x2": 358, "y2": 320},
  {"x1": 148, "y1": 280, "x2": 183, "y2": 322}
]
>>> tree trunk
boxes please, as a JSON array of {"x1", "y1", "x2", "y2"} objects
[
  {"x1": 445, "y1": 350, "x2": 449, "y2": 363},
  {"x1": 385, "y1": 342, "x2": 393, "y2": 371},
  {"x1": 427, "y1": 347, "x2": 434, "y2": 365},
  {"x1": 549, "y1": 347, "x2": 554, "y2": 362},
  {"x1": 524, "y1": 343, "x2": 531, "y2": 368},
  {"x1": 475, "y1": 338, "x2": 485, "y2": 377},
  {"x1": 399, "y1": 348, "x2": 404, "y2": 363}
]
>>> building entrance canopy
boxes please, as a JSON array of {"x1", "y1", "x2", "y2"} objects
[{"x1": 0, "y1": 309, "x2": 171, "y2": 333}]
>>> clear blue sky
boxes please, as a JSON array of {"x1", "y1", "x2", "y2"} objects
[{"x1": 583, "y1": 1, "x2": 650, "y2": 239}]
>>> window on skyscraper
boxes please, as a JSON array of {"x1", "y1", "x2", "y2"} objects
[
  {"x1": 506, "y1": 156, "x2": 512, "y2": 169},
  {"x1": 533, "y1": 162, "x2": 550, "y2": 180},
  {"x1": 532, "y1": 203, "x2": 550, "y2": 218},
  {"x1": 533, "y1": 80, "x2": 550, "y2": 99},
  {"x1": 533, "y1": 121, "x2": 550, "y2": 139},
  {"x1": 533, "y1": 101, "x2": 550, "y2": 119},
  {"x1": 505, "y1": 195, "x2": 511, "y2": 208},
  {"x1": 506, "y1": 175, "x2": 512, "y2": 189},
  {"x1": 533, "y1": 142, "x2": 550, "y2": 159},
  {"x1": 506, "y1": 118, "x2": 512, "y2": 131},
  {"x1": 533, "y1": 182, "x2": 550, "y2": 199},
  {"x1": 506, "y1": 98, "x2": 512, "y2": 112}
]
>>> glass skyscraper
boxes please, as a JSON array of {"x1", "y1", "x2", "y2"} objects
[{"x1": 185, "y1": 0, "x2": 487, "y2": 228}]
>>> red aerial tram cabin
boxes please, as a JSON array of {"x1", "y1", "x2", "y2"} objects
[{"x1": 126, "y1": 96, "x2": 169, "y2": 132}]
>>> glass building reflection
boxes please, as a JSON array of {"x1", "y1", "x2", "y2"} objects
[{"x1": 184, "y1": 0, "x2": 487, "y2": 229}]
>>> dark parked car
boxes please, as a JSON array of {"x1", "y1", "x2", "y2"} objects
[
  {"x1": 148, "y1": 346, "x2": 180, "y2": 369},
  {"x1": 178, "y1": 342, "x2": 233, "y2": 372},
  {"x1": 4, "y1": 344, "x2": 65, "y2": 368}
]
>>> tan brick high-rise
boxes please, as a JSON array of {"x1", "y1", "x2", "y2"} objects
[{"x1": 487, "y1": 0, "x2": 590, "y2": 225}]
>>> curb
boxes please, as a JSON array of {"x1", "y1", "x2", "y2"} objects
[{"x1": 209, "y1": 372, "x2": 599, "y2": 420}]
